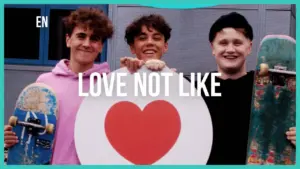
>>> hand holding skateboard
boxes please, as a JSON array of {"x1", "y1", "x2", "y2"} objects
[
  {"x1": 246, "y1": 35, "x2": 296, "y2": 165},
  {"x1": 4, "y1": 125, "x2": 19, "y2": 148},
  {"x1": 286, "y1": 127, "x2": 296, "y2": 146},
  {"x1": 5, "y1": 83, "x2": 58, "y2": 165}
]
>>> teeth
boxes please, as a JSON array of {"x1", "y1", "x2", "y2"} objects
[
  {"x1": 225, "y1": 56, "x2": 237, "y2": 59},
  {"x1": 144, "y1": 50, "x2": 155, "y2": 54}
]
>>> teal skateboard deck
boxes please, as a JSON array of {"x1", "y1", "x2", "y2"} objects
[
  {"x1": 6, "y1": 83, "x2": 58, "y2": 165},
  {"x1": 246, "y1": 35, "x2": 296, "y2": 165}
]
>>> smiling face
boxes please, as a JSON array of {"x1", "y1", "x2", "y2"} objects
[
  {"x1": 66, "y1": 26, "x2": 103, "y2": 65},
  {"x1": 129, "y1": 26, "x2": 168, "y2": 61},
  {"x1": 211, "y1": 27, "x2": 252, "y2": 74}
]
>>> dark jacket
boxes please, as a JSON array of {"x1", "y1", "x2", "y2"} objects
[{"x1": 188, "y1": 71, "x2": 255, "y2": 164}]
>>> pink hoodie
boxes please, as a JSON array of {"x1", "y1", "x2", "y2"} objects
[{"x1": 36, "y1": 59, "x2": 110, "y2": 164}]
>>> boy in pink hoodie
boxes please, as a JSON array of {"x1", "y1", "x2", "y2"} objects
[
  {"x1": 4, "y1": 7, "x2": 167, "y2": 165},
  {"x1": 4, "y1": 7, "x2": 113, "y2": 165}
]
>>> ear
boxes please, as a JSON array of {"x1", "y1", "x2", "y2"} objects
[
  {"x1": 210, "y1": 43, "x2": 216, "y2": 56},
  {"x1": 164, "y1": 42, "x2": 169, "y2": 53},
  {"x1": 129, "y1": 45, "x2": 136, "y2": 55},
  {"x1": 66, "y1": 34, "x2": 71, "y2": 48},
  {"x1": 247, "y1": 41, "x2": 253, "y2": 56}
]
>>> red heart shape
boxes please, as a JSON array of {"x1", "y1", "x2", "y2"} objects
[{"x1": 105, "y1": 100, "x2": 181, "y2": 165}]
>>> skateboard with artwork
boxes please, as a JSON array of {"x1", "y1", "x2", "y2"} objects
[
  {"x1": 6, "y1": 83, "x2": 58, "y2": 165},
  {"x1": 246, "y1": 35, "x2": 296, "y2": 165}
]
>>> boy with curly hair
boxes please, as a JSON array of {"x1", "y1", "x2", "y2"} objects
[{"x1": 4, "y1": 7, "x2": 113, "y2": 165}]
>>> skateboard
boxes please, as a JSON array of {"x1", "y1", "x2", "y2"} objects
[
  {"x1": 246, "y1": 35, "x2": 296, "y2": 165},
  {"x1": 6, "y1": 83, "x2": 58, "y2": 165}
]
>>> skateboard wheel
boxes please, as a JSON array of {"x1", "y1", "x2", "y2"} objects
[
  {"x1": 8, "y1": 116, "x2": 18, "y2": 126},
  {"x1": 45, "y1": 124, "x2": 54, "y2": 134},
  {"x1": 259, "y1": 63, "x2": 269, "y2": 76}
]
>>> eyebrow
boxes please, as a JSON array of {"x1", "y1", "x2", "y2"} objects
[
  {"x1": 76, "y1": 32, "x2": 87, "y2": 36},
  {"x1": 90, "y1": 34, "x2": 101, "y2": 40},
  {"x1": 219, "y1": 38, "x2": 243, "y2": 41},
  {"x1": 138, "y1": 32, "x2": 147, "y2": 36},
  {"x1": 153, "y1": 33, "x2": 162, "y2": 36},
  {"x1": 138, "y1": 32, "x2": 162, "y2": 36}
]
